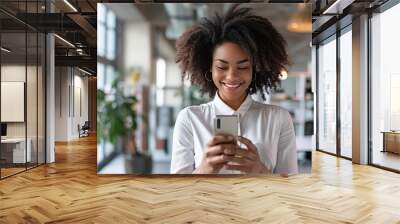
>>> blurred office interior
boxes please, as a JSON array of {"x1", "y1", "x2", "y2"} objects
[{"x1": 96, "y1": 3, "x2": 313, "y2": 174}]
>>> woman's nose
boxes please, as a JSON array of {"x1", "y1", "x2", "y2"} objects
[{"x1": 226, "y1": 68, "x2": 238, "y2": 79}]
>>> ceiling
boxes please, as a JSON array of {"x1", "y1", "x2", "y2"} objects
[
  {"x1": 1, "y1": 0, "x2": 386, "y2": 76},
  {"x1": 133, "y1": 3, "x2": 312, "y2": 73},
  {"x1": 0, "y1": 0, "x2": 152, "y2": 75},
  {"x1": 310, "y1": 0, "x2": 389, "y2": 45},
  {"x1": 0, "y1": 0, "x2": 100, "y2": 74},
  {"x1": 0, "y1": 1, "x2": 313, "y2": 76}
]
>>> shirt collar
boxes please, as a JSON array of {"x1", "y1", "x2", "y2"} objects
[{"x1": 213, "y1": 92, "x2": 253, "y2": 116}]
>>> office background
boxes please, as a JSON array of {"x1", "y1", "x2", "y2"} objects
[
  {"x1": 96, "y1": 3, "x2": 313, "y2": 174},
  {"x1": 0, "y1": 1, "x2": 400, "y2": 223},
  {"x1": 313, "y1": 1, "x2": 400, "y2": 172},
  {"x1": 0, "y1": 2, "x2": 46, "y2": 178},
  {"x1": 0, "y1": 0, "x2": 97, "y2": 179}
]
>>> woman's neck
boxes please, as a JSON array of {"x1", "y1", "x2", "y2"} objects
[{"x1": 218, "y1": 91, "x2": 247, "y2": 111}]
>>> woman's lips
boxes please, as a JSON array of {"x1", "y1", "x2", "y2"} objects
[{"x1": 221, "y1": 82, "x2": 243, "y2": 90}]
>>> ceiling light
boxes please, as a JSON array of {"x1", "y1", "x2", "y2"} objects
[
  {"x1": 287, "y1": 4, "x2": 311, "y2": 33},
  {"x1": 290, "y1": 22, "x2": 299, "y2": 29},
  {"x1": 288, "y1": 21, "x2": 311, "y2": 33},
  {"x1": 63, "y1": 0, "x2": 78, "y2": 12},
  {"x1": 1, "y1": 47, "x2": 11, "y2": 53},
  {"x1": 54, "y1": 34, "x2": 75, "y2": 48}
]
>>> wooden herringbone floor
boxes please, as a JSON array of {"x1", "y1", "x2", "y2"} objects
[{"x1": 1, "y1": 135, "x2": 400, "y2": 224}]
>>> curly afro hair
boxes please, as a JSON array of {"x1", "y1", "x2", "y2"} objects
[{"x1": 175, "y1": 4, "x2": 289, "y2": 100}]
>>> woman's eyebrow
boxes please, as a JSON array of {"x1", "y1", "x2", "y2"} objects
[
  {"x1": 216, "y1": 59, "x2": 228, "y2": 64},
  {"x1": 215, "y1": 59, "x2": 249, "y2": 64},
  {"x1": 237, "y1": 59, "x2": 249, "y2": 64}
]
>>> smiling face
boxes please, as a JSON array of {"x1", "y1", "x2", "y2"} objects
[{"x1": 211, "y1": 42, "x2": 253, "y2": 109}]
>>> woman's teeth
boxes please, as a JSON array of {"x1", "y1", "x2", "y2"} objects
[{"x1": 223, "y1": 83, "x2": 241, "y2": 88}]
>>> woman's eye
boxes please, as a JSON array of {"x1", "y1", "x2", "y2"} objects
[
  {"x1": 238, "y1": 67, "x2": 249, "y2": 70},
  {"x1": 217, "y1": 67, "x2": 227, "y2": 70}
]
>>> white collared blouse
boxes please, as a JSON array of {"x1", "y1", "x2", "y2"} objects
[{"x1": 170, "y1": 93, "x2": 298, "y2": 174}]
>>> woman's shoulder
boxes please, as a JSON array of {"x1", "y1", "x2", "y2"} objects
[
  {"x1": 251, "y1": 101, "x2": 290, "y2": 115},
  {"x1": 176, "y1": 102, "x2": 212, "y2": 120},
  {"x1": 250, "y1": 101, "x2": 293, "y2": 126},
  {"x1": 179, "y1": 102, "x2": 212, "y2": 115}
]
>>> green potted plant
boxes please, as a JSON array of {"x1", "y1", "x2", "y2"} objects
[{"x1": 97, "y1": 70, "x2": 152, "y2": 174}]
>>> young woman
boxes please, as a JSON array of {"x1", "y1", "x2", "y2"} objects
[{"x1": 171, "y1": 4, "x2": 297, "y2": 174}]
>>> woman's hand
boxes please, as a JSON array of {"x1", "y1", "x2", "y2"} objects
[
  {"x1": 224, "y1": 136, "x2": 270, "y2": 174},
  {"x1": 193, "y1": 134, "x2": 237, "y2": 174}
]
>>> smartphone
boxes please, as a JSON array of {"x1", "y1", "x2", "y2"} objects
[{"x1": 213, "y1": 115, "x2": 239, "y2": 139}]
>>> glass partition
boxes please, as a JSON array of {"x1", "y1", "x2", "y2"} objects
[
  {"x1": 317, "y1": 35, "x2": 337, "y2": 154},
  {"x1": 0, "y1": 1, "x2": 46, "y2": 179},
  {"x1": 1, "y1": 30, "x2": 28, "y2": 177}
]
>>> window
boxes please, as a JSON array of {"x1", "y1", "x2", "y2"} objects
[
  {"x1": 371, "y1": 2, "x2": 400, "y2": 171},
  {"x1": 106, "y1": 10, "x2": 116, "y2": 60},
  {"x1": 98, "y1": 3, "x2": 106, "y2": 57},
  {"x1": 339, "y1": 27, "x2": 352, "y2": 158},
  {"x1": 97, "y1": 62, "x2": 105, "y2": 90},
  {"x1": 98, "y1": 4, "x2": 117, "y2": 61},
  {"x1": 317, "y1": 36, "x2": 337, "y2": 154},
  {"x1": 156, "y1": 58, "x2": 166, "y2": 106},
  {"x1": 97, "y1": 4, "x2": 119, "y2": 170},
  {"x1": 105, "y1": 65, "x2": 115, "y2": 93}
]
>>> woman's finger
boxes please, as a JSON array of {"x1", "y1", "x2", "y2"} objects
[
  {"x1": 207, "y1": 134, "x2": 234, "y2": 147},
  {"x1": 206, "y1": 144, "x2": 236, "y2": 157},
  {"x1": 234, "y1": 148, "x2": 257, "y2": 160},
  {"x1": 226, "y1": 156, "x2": 251, "y2": 166},
  {"x1": 205, "y1": 145, "x2": 224, "y2": 157},
  {"x1": 222, "y1": 144, "x2": 238, "y2": 156},
  {"x1": 237, "y1": 136, "x2": 258, "y2": 153},
  {"x1": 208, "y1": 154, "x2": 232, "y2": 165}
]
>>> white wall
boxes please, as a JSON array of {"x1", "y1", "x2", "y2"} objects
[
  {"x1": 72, "y1": 73, "x2": 89, "y2": 138},
  {"x1": 1, "y1": 66, "x2": 26, "y2": 134},
  {"x1": 1, "y1": 65, "x2": 33, "y2": 137},
  {"x1": 54, "y1": 67, "x2": 89, "y2": 141},
  {"x1": 1, "y1": 65, "x2": 26, "y2": 81}
]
